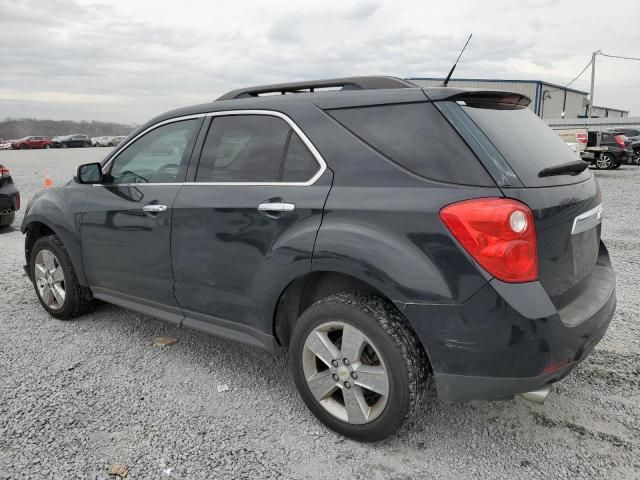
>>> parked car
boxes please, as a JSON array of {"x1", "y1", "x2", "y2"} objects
[
  {"x1": 52, "y1": 134, "x2": 92, "y2": 148},
  {"x1": 21, "y1": 76, "x2": 616, "y2": 441},
  {"x1": 605, "y1": 127, "x2": 640, "y2": 138},
  {"x1": 0, "y1": 164, "x2": 20, "y2": 227},
  {"x1": 583, "y1": 130, "x2": 632, "y2": 169},
  {"x1": 10, "y1": 136, "x2": 52, "y2": 150},
  {"x1": 630, "y1": 136, "x2": 640, "y2": 165},
  {"x1": 111, "y1": 135, "x2": 127, "y2": 146}
]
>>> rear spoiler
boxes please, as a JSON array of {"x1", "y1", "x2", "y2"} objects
[{"x1": 424, "y1": 88, "x2": 531, "y2": 109}]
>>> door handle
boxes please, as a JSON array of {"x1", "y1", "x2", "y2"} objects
[
  {"x1": 142, "y1": 204, "x2": 167, "y2": 213},
  {"x1": 258, "y1": 202, "x2": 295, "y2": 213}
]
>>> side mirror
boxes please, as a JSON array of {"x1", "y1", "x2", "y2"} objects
[{"x1": 76, "y1": 162, "x2": 103, "y2": 184}]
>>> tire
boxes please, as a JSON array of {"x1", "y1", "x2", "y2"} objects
[
  {"x1": 595, "y1": 154, "x2": 613, "y2": 169},
  {"x1": 45, "y1": 144, "x2": 51, "y2": 149},
  {"x1": 0, "y1": 210, "x2": 15, "y2": 227},
  {"x1": 612, "y1": 163, "x2": 621, "y2": 169},
  {"x1": 61, "y1": 143, "x2": 68, "y2": 148},
  {"x1": 289, "y1": 292, "x2": 428, "y2": 442},
  {"x1": 30, "y1": 234, "x2": 95, "y2": 320},
  {"x1": 633, "y1": 149, "x2": 640, "y2": 166}
]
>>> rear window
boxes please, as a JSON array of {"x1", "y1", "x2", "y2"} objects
[
  {"x1": 327, "y1": 102, "x2": 494, "y2": 186},
  {"x1": 461, "y1": 104, "x2": 591, "y2": 186}
]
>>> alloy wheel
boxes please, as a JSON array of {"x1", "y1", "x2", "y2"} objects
[
  {"x1": 596, "y1": 155, "x2": 613, "y2": 169},
  {"x1": 34, "y1": 249, "x2": 66, "y2": 310},
  {"x1": 633, "y1": 150, "x2": 640, "y2": 165},
  {"x1": 302, "y1": 321, "x2": 390, "y2": 425}
]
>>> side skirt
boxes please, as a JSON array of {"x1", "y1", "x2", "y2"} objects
[{"x1": 91, "y1": 287, "x2": 277, "y2": 352}]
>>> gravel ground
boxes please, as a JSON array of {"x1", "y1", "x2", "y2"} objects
[{"x1": 0, "y1": 149, "x2": 638, "y2": 479}]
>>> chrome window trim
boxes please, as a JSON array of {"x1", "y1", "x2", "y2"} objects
[{"x1": 99, "y1": 109, "x2": 327, "y2": 187}]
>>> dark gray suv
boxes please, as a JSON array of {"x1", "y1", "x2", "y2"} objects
[{"x1": 22, "y1": 77, "x2": 616, "y2": 441}]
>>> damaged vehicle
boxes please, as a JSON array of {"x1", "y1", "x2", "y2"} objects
[{"x1": 21, "y1": 76, "x2": 616, "y2": 441}]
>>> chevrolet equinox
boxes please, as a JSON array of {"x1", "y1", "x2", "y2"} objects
[{"x1": 22, "y1": 76, "x2": 616, "y2": 441}]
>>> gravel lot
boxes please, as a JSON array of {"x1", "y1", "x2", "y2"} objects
[{"x1": 0, "y1": 149, "x2": 638, "y2": 479}]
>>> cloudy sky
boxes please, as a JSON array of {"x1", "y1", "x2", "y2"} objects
[{"x1": 1, "y1": 0, "x2": 639, "y2": 123}]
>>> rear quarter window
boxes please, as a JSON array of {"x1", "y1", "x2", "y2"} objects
[{"x1": 327, "y1": 102, "x2": 494, "y2": 186}]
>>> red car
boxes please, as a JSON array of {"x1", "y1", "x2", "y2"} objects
[{"x1": 11, "y1": 136, "x2": 52, "y2": 149}]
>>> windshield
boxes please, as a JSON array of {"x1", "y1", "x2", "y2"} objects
[{"x1": 461, "y1": 104, "x2": 592, "y2": 187}]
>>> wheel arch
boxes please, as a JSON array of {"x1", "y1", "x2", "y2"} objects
[
  {"x1": 272, "y1": 270, "x2": 431, "y2": 367},
  {"x1": 23, "y1": 217, "x2": 88, "y2": 286}
]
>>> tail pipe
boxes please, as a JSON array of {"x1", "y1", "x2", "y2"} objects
[{"x1": 518, "y1": 385, "x2": 551, "y2": 405}]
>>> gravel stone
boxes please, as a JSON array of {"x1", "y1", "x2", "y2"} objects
[{"x1": 0, "y1": 149, "x2": 639, "y2": 479}]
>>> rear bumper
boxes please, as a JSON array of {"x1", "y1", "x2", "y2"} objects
[
  {"x1": 0, "y1": 184, "x2": 19, "y2": 211},
  {"x1": 402, "y1": 241, "x2": 615, "y2": 401}
]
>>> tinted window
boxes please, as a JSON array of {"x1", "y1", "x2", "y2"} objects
[
  {"x1": 281, "y1": 132, "x2": 319, "y2": 182},
  {"x1": 328, "y1": 102, "x2": 493, "y2": 185},
  {"x1": 109, "y1": 119, "x2": 199, "y2": 184},
  {"x1": 196, "y1": 115, "x2": 318, "y2": 183},
  {"x1": 462, "y1": 104, "x2": 592, "y2": 187}
]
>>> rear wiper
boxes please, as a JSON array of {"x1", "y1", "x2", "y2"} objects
[{"x1": 538, "y1": 160, "x2": 589, "y2": 177}]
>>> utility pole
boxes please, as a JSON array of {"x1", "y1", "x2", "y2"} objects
[{"x1": 588, "y1": 50, "x2": 598, "y2": 118}]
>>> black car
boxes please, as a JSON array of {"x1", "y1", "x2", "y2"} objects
[
  {"x1": 630, "y1": 137, "x2": 640, "y2": 165},
  {"x1": 0, "y1": 164, "x2": 20, "y2": 227},
  {"x1": 585, "y1": 130, "x2": 633, "y2": 169},
  {"x1": 605, "y1": 127, "x2": 640, "y2": 138},
  {"x1": 52, "y1": 134, "x2": 92, "y2": 148},
  {"x1": 21, "y1": 77, "x2": 616, "y2": 441}
]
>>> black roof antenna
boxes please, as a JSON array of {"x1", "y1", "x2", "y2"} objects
[{"x1": 442, "y1": 33, "x2": 473, "y2": 87}]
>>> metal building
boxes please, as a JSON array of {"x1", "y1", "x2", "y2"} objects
[{"x1": 407, "y1": 78, "x2": 629, "y2": 119}]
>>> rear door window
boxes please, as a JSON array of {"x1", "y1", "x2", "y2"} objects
[
  {"x1": 327, "y1": 102, "x2": 494, "y2": 186},
  {"x1": 460, "y1": 104, "x2": 592, "y2": 186},
  {"x1": 196, "y1": 115, "x2": 321, "y2": 183}
]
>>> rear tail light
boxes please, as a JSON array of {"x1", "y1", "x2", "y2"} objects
[
  {"x1": 439, "y1": 198, "x2": 538, "y2": 283},
  {"x1": 614, "y1": 135, "x2": 626, "y2": 148},
  {"x1": 575, "y1": 132, "x2": 588, "y2": 144},
  {"x1": 0, "y1": 166, "x2": 9, "y2": 179}
]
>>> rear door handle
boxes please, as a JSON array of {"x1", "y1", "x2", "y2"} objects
[
  {"x1": 142, "y1": 204, "x2": 167, "y2": 213},
  {"x1": 258, "y1": 202, "x2": 295, "y2": 213}
]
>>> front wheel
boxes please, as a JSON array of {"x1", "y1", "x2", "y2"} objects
[
  {"x1": 633, "y1": 149, "x2": 640, "y2": 165},
  {"x1": 289, "y1": 292, "x2": 428, "y2": 442},
  {"x1": 30, "y1": 235, "x2": 95, "y2": 320}
]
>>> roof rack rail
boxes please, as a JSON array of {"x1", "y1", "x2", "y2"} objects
[{"x1": 216, "y1": 76, "x2": 417, "y2": 101}]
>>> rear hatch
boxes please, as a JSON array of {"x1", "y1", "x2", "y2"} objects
[{"x1": 433, "y1": 93, "x2": 603, "y2": 312}]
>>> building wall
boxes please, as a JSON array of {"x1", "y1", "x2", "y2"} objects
[
  {"x1": 538, "y1": 86, "x2": 587, "y2": 119},
  {"x1": 591, "y1": 106, "x2": 628, "y2": 118}
]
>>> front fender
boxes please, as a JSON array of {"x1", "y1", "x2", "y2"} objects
[{"x1": 22, "y1": 186, "x2": 88, "y2": 285}]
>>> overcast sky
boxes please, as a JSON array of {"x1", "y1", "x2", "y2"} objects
[{"x1": 1, "y1": 0, "x2": 639, "y2": 124}]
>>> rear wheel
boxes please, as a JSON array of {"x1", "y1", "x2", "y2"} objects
[
  {"x1": 0, "y1": 210, "x2": 15, "y2": 227},
  {"x1": 289, "y1": 292, "x2": 428, "y2": 442},
  {"x1": 30, "y1": 235, "x2": 95, "y2": 320},
  {"x1": 633, "y1": 149, "x2": 640, "y2": 165},
  {"x1": 595, "y1": 153, "x2": 613, "y2": 169}
]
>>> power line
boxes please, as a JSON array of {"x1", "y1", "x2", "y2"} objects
[
  {"x1": 563, "y1": 58, "x2": 593, "y2": 88},
  {"x1": 599, "y1": 51, "x2": 640, "y2": 61}
]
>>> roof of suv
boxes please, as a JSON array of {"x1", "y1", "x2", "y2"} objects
[{"x1": 143, "y1": 76, "x2": 531, "y2": 129}]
